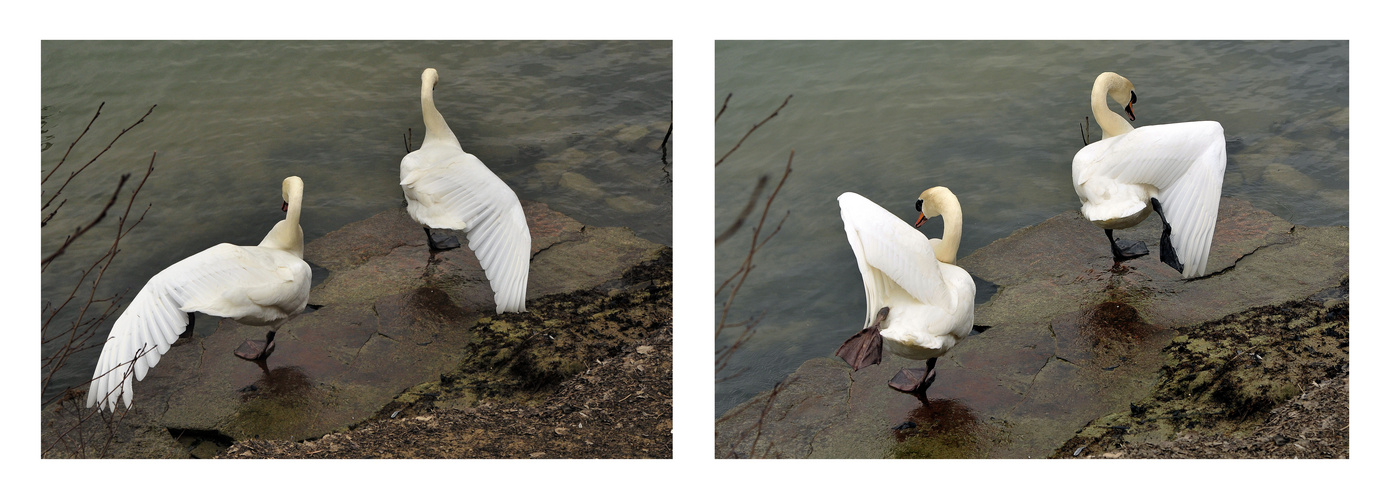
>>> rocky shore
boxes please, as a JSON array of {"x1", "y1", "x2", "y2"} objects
[
  {"x1": 715, "y1": 198, "x2": 1347, "y2": 459},
  {"x1": 42, "y1": 202, "x2": 671, "y2": 459}
]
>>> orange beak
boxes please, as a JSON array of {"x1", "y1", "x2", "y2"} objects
[
  {"x1": 282, "y1": 201, "x2": 289, "y2": 213},
  {"x1": 914, "y1": 213, "x2": 927, "y2": 228}
]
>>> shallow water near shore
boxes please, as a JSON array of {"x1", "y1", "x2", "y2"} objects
[
  {"x1": 714, "y1": 40, "x2": 1348, "y2": 416},
  {"x1": 41, "y1": 40, "x2": 672, "y2": 404}
]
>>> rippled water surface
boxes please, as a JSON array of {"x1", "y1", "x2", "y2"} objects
[
  {"x1": 41, "y1": 40, "x2": 671, "y2": 403},
  {"x1": 715, "y1": 40, "x2": 1348, "y2": 415}
]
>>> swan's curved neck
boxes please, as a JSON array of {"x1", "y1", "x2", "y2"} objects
[
  {"x1": 421, "y1": 80, "x2": 462, "y2": 149},
  {"x1": 261, "y1": 183, "x2": 304, "y2": 258},
  {"x1": 935, "y1": 201, "x2": 962, "y2": 265},
  {"x1": 924, "y1": 190, "x2": 962, "y2": 265},
  {"x1": 1092, "y1": 75, "x2": 1134, "y2": 139}
]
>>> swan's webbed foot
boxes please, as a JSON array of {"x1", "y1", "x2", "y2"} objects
[
  {"x1": 1151, "y1": 198, "x2": 1185, "y2": 274},
  {"x1": 234, "y1": 330, "x2": 276, "y2": 361},
  {"x1": 836, "y1": 307, "x2": 888, "y2": 371},
  {"x1": 423, "y1": 226, "x2": 461, "y2": 252},
  {"x1": 888, "y1": 358, "x2": 937, "y2": 404},
  {"x1": 1106, "y1": 229, "x2": 1149, "y2": 264}
]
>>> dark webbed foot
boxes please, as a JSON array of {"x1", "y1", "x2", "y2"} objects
[
  {"x1": 234, "y1": 331, "x2": 277, "y2": 361},
  {"x1": 1106, "y1": 228, "x2": 1149, "y2": 263},
  {"x1": 423, "y1": 226, "x2": 461, "y2": 252},
  {"x1": 888, "y1": 368, "x2": 929, "y2": 392},
  {"x1": 888, "y1": 358, "x2": 938, "y2": 403},
  {"x1": 836, "y1": 307, "x2": 888, "y2": 371},
  {"x1": 1151, "y1": 198, "x2": 1184, "y2": 274}
]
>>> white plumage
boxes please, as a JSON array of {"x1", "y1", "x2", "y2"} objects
[
  {"x1": 401, "y1": 68, "x2": 530, "y2": 313},
  {"x1": 1073, "y1": 72, "x2": 1226, "y2": 278},
  {"x1": 837, "y1": 189, "x2": 975, "y2": 380},
  {"x1": 87, "y1": 176, "x2": 311, "y2": 411}
]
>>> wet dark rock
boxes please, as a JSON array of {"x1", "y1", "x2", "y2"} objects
[
  {"x1": 715, "y1": 198, "x2": 1347, "y2": 459},
  {"x1": 43, "y1": 201, "x2": 667, "y2": 458}
]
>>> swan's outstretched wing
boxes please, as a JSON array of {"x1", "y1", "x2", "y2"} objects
[
  {"x1": 838, "y1": 192, "x2": 950, "y2": 328},
  {"x1": 1078, "y1": 121, "x2": 1226, "y2": 278},
  {"x1": 401, "y1": 149, "x2": 531, "y2": 313},
  {"x1": 87, "y1": 244, "x2": 311, "y2": 411}
]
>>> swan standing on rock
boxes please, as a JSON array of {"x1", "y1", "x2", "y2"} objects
[
  {"x1": 835, "y1": 188, "x2": 978, "y2": 402},
  {"x1": 1072, "y1": 72, "x2": 1226, "y2": 278},
  {"x1": 401, "y1": 68, "x2": 530, "y2": 313},
  {"x1": 87, "y1": 176, "x2": 312, "y2": 411}
]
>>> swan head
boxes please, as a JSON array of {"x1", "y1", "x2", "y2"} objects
[
  {"x1": 422, "y1": 68, "x2": 440, "y2": 90},
  {"x1": 281, "y1": 175, "x2": 304, "y2": 208},
  {"x1": 914, "y1": 186, "x2": 962, "y2": 264},
  {"x1": 1096, "y1": 72, "x2": 1137, "y2": 121},
  {"x1": 913, "y1": 186, "x2": 956, "y2": 228}
]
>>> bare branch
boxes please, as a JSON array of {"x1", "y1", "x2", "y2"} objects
[
  {"x1": 40, "y1": 174, "x2": 129, "y2": 270},
  {"x1": 41, "y1": 199, "x2": 67, "y2": 227},
  {"x1": 660, "y1": 100, "x2": 673, "y2": 168},
  {"x1": 715, "y1": 94, "x2": 791, "y2": 167},
  {"x1": 42, "y1": 102, "x2": 104, "y2": 184},
  {"x1": 40, "y1": 102, "x2": 159, "y2": 458},
  {"x1": 714, "y1": 93, "x2": 732, "y2": 122},
  {"x1": 714, "y1": 175, "x2": 767, "y2": 246},
  {"x1": 42, "y1": 104, "x2": 156, "y2": 211}
]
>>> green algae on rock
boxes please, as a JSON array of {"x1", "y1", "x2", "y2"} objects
[
  {"x1": 1056, "y1": 278, "x2": 1348, "y2": 457},
  {"x1": 385, "y1": 247, "x2": 672, "y2": 415}
]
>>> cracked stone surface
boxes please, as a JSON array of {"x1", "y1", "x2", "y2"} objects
[
  {"x1": 44, "y1": 201, "x2": 665, "y2": 457},
  {"x1": 715, "y1": 198, "x2": 1347, "y2": 458}
]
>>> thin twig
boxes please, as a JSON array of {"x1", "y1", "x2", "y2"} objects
[
  {"x1": 40, "y1": 174, "x2": 129, "y2": 270},
  {"x1": 42, "y1": 102, "x2": 104, "y2": 184},
  {"x1": 42, "y1": 104, "x2": 156, "y2": 211},
  {"x1": 41, "y1": 199, "x2": 67, "y2": 227},
  {"x1": 716, "y1": 151, "x2": 793, "y2": 299},
  {"x1": 714, "y1": 175, "x2": 768, "y2": 246},
  {"x1": 714, "y1": 93, "x2": 732, "y2": 122},
  {"x1": 660, "y1": 99, "x2": 673, "y2": 168},
  {"x1": 715, "y1": 94, "x2": 791, "y2": 167}
]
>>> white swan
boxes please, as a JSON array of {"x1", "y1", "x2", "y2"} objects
[
  {"x1": 87, "y1": 176, "x2": 312, "y2": 411},
  {"x1": 401, "y1": 68, "x2": 530, "y2": 313},
  {"x1": 835, "y1": 188, "x2": 977, "y2": 400},
  {"x1": 1073, "y1": 72, "x2": 1226, "y2": 278}
]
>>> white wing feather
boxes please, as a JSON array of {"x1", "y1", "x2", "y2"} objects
[
  {"x1": 1074, "y1": 121, "x2": 1226, "y2": 278},
  {"x1": 87, "y1": 244, "x2": 310, "y2": 410},
  {"x1": 838, "y1": 192, "x2": 950, "y2": 328},
  {"x1": 401, "y1": 147, "x2": 531, "y2": 313}
]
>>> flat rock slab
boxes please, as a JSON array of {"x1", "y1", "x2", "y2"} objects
[
  {"x1": 54, "y1": 201, "x2": 664, "y2": 455},
  {"x1": 715, "y1": 198, "x2": 1347, "y2": 458}
]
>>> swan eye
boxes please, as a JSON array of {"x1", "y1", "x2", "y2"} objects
[
  {"x1": 914, "y1": 199, "x2": 923, "y2": 213},
  {"x1": 1130, "y1": 91, "x2": 1137, "y2": 104}
]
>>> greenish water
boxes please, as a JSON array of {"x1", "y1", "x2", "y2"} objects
[
  {"x1": 715, "y1": 40, "x2": 1348, "y2": 416},
  {"x1": 41, "y1": 40, "x2": 671, "y2": 404}
]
